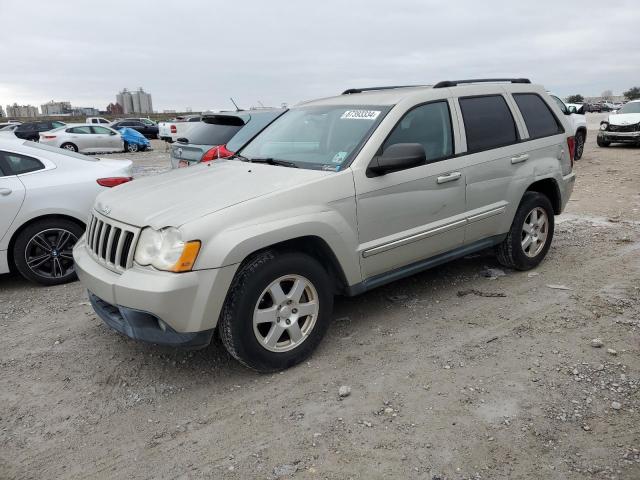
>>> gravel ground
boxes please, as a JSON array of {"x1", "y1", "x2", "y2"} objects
[{"x1": 2, "y1": 117, "x2": 640, "y2": 480}]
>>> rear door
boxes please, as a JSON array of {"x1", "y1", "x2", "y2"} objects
[
  {"x1": 67, "y1": 126, "x2": 94, "y2": 152},
  {"x1": 0, "y1": 152, "x2": 26, "y2": 243},
  {"x1": 457, "y1": 93, "x2": 528, "y2": 244}
]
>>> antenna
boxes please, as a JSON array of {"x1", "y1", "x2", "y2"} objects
[{"x1": 230, "y1": 97, "x2": 240, "y2": 112}]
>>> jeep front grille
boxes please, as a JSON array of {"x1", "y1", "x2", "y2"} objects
[
  {"x1": 86, "y1": 212, "x2": 140, "y2": 272},
  {"x1": 608, "y1": 124, "x2": 637, "y2": 133}
]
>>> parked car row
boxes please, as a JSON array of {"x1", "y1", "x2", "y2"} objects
[
  {"x1": 69, "y1": 78, "x2": 577, "y2": 371},
  {"x1": 598, "y1": 99, "x2": 640, "y2": 147}
]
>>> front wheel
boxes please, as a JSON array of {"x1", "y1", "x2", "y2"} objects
[
  {"x1": 12, "y1": 218, "x2": 84, "y2": 285},
  {"x1": 497, "y1": 192, "x2": 554, "y2": 271},
  {"x1": 574, "y1": 131, "x2": 585, "y2": 160},
  {"x1": 219, "y1": 251, "x2": 333, "y2": 372}
]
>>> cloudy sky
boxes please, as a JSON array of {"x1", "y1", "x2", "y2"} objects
[{"x1": 1, "y1": 0, "x2": 638, "y2": 112}]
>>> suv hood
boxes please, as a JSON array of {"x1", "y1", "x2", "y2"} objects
[
  {"x1": 608, "y1": 113, "x2": 640, "y2": 126},
  {"x1": 94, "y1": 159, "x2": 330, "y2": 229}
]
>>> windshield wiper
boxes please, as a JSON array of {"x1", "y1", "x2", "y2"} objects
[
  {"x1": 229, "y1": 153, "x2": 250, "y2": 162},
  {"x1": 246, "y1": 157, "x2": 298, "y2": 168}
]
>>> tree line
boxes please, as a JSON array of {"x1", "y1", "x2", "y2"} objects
[{"x1": 566, "y1": 87, "x2": 640, "y2": 104}]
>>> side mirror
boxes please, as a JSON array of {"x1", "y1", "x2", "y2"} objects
[
  {"x1": 110, "y1": 131, "x2": 117, "y2": 136},
  {"x1": 367, "y1": 143, "x2": 426, "y2": 177}
]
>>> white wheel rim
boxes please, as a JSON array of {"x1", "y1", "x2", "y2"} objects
[
  {"x1": 252, "y1": 274, "x2": 319, "y2": 353},
  {"x1": 521, "y1": 207, "x2": 549, "y2": 258}
]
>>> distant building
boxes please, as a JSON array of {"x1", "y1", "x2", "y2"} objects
[
  {"x1": 106, "y1": 102, "x2": 124, "y2": 115},
  {"x1": 41, "y1": 100, "x2": 72, "y2": 116},
  {"x1": 6, "y1": 103, "x2": 39, "y2": 118},
  {"x1": 73, "y1": 107, "x2": 99, "y2": 116},
  {"x1": 116, "y1": 87, "x2": 153, "y2": 114}
]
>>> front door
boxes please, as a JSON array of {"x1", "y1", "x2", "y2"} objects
[{"x1": 354, "y1": 100, "x2": 467, "y2": 279}]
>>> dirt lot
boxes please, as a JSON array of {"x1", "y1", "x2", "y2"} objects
[{"x1": 2, "y1": 116, "x2": 640, "y2": 479}]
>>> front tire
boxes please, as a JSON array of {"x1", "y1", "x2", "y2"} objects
[
  {"x1": 497, "y1": 192, "x2": 554, "y2": 271},
  {"x1": 12, "y1": 218, "x2": 84, "y2": 285},
  {"x1": 574, "y1": 131, "x2": 585, "y2": 160},
  {"x1": 219, "y1": 250, "x2": 333, "y2": 372}
]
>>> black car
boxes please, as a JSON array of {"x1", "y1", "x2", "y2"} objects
[
  {"x1": 14, "y1": 121, "x2": 66, "y2": 141},
  {"x1": 110, "y1": 119, "x2": 159, "y2": 139}
]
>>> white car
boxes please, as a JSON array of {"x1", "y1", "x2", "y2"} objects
[
  {"x1": 598, "y1": 100, "x2": 640, "y2": 147},
  {"x1": 0, "y1": 139, "x2": 133, "y2": 285},
  {"x1": 39, "y1": 124, "x2": 124, "y2": 153},
  {"x1": 550, "y1": 95, "x2": 588, "y2": 160},
  {"x1": 86, "y1": 117, "x2": 112, "y2": 125}
]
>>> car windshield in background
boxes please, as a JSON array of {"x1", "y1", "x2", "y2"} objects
[
  {"x1": 183, "y1": 119, "x2": 243, "y2": 145},
  {"x1": 618, "y1": 102, "x2": 640, "y2": 114},
  {"x1": 22, "y1": 141, "x2": 98, "y2": 161},
  {"x1": 226, "y1": 110, "x2": 287, "y2": 152},
  {"x1": 238, "y1": 105, "x2": 391, "y2": 170}
]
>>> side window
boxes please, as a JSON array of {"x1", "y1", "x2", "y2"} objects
[
  {"x1": 51, "y1": 121, "x2": 65, "y2": 128},
  {"x1": 69, "y1": 126, "x2": 92, "y2": 134},
  {"x1": 550, "y1": 95, "x2": 569, "y2": 115},
  {"x1": 459, "y1": 95, "x2": 518, "y2": 152},
  {"x1": 513, "y1": 94, "x2": 563, "y2": 139},
  {"x1": 0, "y1": 151, "x2": 45, "y2": 174},
  {"x1": 383, "y1": 101, "x2": 453, "y2": 163},
  {"x1": 91, "y1": 126, "x2": 112, "y2": 134},
  {"x1": 120, "y1": 121, "x2": 132, "y2": 126}
]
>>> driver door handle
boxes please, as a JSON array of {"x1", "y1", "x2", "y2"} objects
[
  {"x1": 437, "y1": 171, "x2": 462, "y2": 184},
  {"x1": 0, "y1": 188, "x2": 12, "y2": 196}
]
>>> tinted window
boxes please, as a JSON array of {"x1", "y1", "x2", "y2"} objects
[
  {"x1": 383, "y1": 101, "x2": 453, "y2": 162},
  {"x1": 184, "y1": 121, "x2": 243, "y2": 145},
  {"x1": 227, "y1": 111, "x2": 285, "y2": 152},
  {"x1": 514, "y1": 94, "x2": 563, "y2": 139},
  {"x1": 36, "y1": 122, "x2": 50, "y2": 130},
  {"x1": 69, "y1": 126, "x2": 92, "y2": 134},
  {"x1": 119, "y1": 121, "x2": 133, "y2": 126},
  {"x1": 0, "y1": 151, "x2": 45, "y2": 174},
  {"x1": 459, "y1": 95, "x2": 518, "y2": 152},
  {"x1": 91, "y1": 126, "x2": 113, "y2": 134},
  {"x1": 550, "y1": 95, "x2": 568, "y2": 114},
  {"x1": 52, "y1": 121, "x2": 66, "y2": 128}
]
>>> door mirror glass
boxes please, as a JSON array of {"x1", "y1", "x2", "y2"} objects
[{"x1": 368, "y1": 143, "x2": 426, "y2": 176}]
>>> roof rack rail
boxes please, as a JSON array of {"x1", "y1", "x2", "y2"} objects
[
  {"x1": 341, "y1": 85, "x2": 426, "y2": 95},
  {"x1": 433, "y1": 78, "x2": 531, "y2": 88}
]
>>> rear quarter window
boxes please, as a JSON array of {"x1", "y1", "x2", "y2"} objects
[
  {"x1": 513, "y1": 93, "x2": 564, "y2": 139},
  {"x1": 0, "y1": 151, "x2": 45, "y2": 174},
  {"x1": 459, "y1": 95, "x2": 518, "y2": 152}
]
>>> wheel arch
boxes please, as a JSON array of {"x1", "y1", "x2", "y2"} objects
[
  {"x1": 60, "y1": 142, "x2": 78, "y2": 151},
  {"x1": 525, "y1": 178, "x2": 561, "y2": 214},
  {"x1": 7, "y1": 214, "x2": 85, "y2": 270},
  {"x1": 236, "y1": 235, "x2": 350, "y2": 295}
]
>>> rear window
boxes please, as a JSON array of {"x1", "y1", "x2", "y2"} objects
[
  {"x1": 227, "y1": 111, "x2": 285, "y2": 152},
  {"x1": 459, "y1": 95, "x2": 518, "y2": 152},
  {"x1": 182, "y1": 121, "x2": 243, "y2": 146},
  {"x1": 513, "y1": 93, "x2": 563, "y2": 139},
  {"x1": 21, "y1": 141, "x2": 98, "y2": 161}
]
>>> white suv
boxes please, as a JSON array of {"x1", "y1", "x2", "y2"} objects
[{"x1": 74, "y1": 78, "x2": 576, "y2": 371}]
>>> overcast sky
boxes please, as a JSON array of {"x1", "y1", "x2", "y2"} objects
[{"x1": 1, "y1": 0, "x2": 638, "y2": 112}]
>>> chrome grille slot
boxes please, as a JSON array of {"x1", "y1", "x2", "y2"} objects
[{"x1": 85, "y1": 212, "x2": 141, "y2": 273}]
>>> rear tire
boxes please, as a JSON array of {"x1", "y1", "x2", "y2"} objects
[
  {"x1": 12, "y1": 218, "x2": 84, "y2": 285},
  {"x1": 597, "y1": 136, "x2": 610, "y2": 147},
  {"x1": 219, "y1": 250, "x2": 333, "y2": 372},
  {"x1": 124, "y1": 142, "x2": 139, "y2": 153},
  {"x1": 60, "y1": 142, "x2": 78, "y2": 152},
  {"x1": 497, "y1": 192, "x2": 554, "y2": 271},
  {"x1": 574, "y1": 131, "x2": 585, "y2": 160}
]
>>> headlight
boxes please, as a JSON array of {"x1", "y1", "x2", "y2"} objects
[
  {"x1": 134, "y1": 227, "x2": 200, "y2": 272},
  {"x1": 600, "y1": 122, "x2": 609, "y2": 131}
]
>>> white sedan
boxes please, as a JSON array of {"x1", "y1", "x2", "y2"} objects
[
  {"x1": 0, "y1": 138, "x2": 132, "y2": 285},
  {"x1": 39, "y1": 124, "x2": 124, "y2": 153}
]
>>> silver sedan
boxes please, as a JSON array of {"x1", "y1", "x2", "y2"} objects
[{"x1": 39, "y1": 124, "x2": 124, "y2": 153}]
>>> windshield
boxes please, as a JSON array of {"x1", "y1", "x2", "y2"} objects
[
  {"x1": 618, "y1": 102, "x2": 640, "y2": 114},
  {"x1": 239, "y1": 105, "x2": 390, "y2": 170}
]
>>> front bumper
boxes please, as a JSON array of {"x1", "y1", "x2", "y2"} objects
[
  {"x1": 73, "y1": 237, "x2": 238, "y2": 340},
  {"x1": 598, "y1": 131, "x2": 640, "y2": 143}
]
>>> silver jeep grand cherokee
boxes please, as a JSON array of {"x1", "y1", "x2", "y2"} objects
[{"x1": 74, "y1": 78, "x2": 576, "y2": 372}]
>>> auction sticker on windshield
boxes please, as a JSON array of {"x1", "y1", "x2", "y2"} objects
[{"x1": 341, "y1": 110, "x2": 381, "y2": 120}]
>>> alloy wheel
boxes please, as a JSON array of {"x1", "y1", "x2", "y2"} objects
[
  {"x1": 252, "y1": 274, "x2": 319, "y2": 353},
  {"x1": 521, "y1": 207, "x2": 548, "y2": 258},
  {"x1": 24, "y1": 228, "x2": 78, "y2": 279}
]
